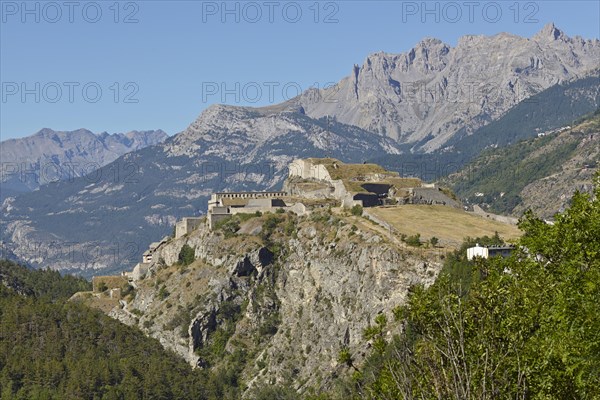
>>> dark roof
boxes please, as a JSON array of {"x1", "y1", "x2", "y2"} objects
[{"x1": 215, "y1": 191, "x2": 286, "y2": 195}]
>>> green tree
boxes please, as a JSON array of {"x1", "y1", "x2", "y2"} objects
[
  {"x1": 0, "y1": 263, "x2": 204, "y2": 400},
  {"x1": 405, "y1": 233, "x2": 422, "y2": 247},
  {"x1": 344, "y1": 173, "x2": 600, "y2": 399},
  {"x1": 337, "y1": 346, "x2": 359, "y2": 372},
  {"x1": 178, "y1": 244, "x2": 195, "y2": 266}
]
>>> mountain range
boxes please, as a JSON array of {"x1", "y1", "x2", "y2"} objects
[
  {"x1": 0, "y1": 128, "x2": 168, "y2": 199},
  {"x1": 298, "y1": 23, "x2": 599, "y2": 151},
  {"x1": 1, "y1": 24, "x2": 598, "y2": 275},
  {"x1": 1, "y1": 108, "x2": 401, "y2": 275},
  {"x1": 371, "y1": 71, "x2": 600, "y2": 179}
]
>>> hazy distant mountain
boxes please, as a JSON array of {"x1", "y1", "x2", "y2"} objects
[
  {"x1": 0, "y1": 128, "x2": 168, "y2": 198},
  {"x1": 299, "y1": 23, "x2": 599, "y2": 151}
]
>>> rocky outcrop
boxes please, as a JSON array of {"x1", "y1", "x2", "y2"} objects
[{"x1": 108, "y1": 211, "x2": 442, "y2": 393}]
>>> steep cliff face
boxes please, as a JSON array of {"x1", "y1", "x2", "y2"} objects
[
  {"x1": 109, "y1": 210, "x2": 442, "y2": 393},
  {"x1": 299, "y1": 24, "x2": 600, "y2": 151}
]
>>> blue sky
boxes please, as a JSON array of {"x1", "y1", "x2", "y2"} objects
[{"x1": 1, "y1": 0, "x2": 599, "y2": 140}]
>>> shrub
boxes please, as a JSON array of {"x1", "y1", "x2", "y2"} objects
[
  {"x1": 158, "y1": 285, "x2": 170, "y2": 300},
  {"x1": 261, "y1": 215, "x2": 283, "y2": 241},
  {"x1": 337, "y1": 346, "x2": 353, "y2": 367},
  {"x1": 259, "y1": 314, "x2": 280, "y2": 336},
  {"x1": 165, "y1": 307, "x2": 192, "y2": 338},
  {"x1": 221, "y1": 218, "x2": 241, "y2": 239},
  {"x1": 178, "y1": 244, "x2": 195, "y2": 266},
  {"x1": 284, "y1": 218, "x2": 296, "y2": 236},
  {"x1": 310, "y1": 211, "x2": 330, "y2": 223},
  {"x1": 351, "y1": 205, "x2": 363, "y2": 216},
  {"x1": 405, "y1": 234, "x2": 422, "y2": 247}
]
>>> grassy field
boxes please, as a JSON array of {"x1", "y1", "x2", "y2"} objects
[{"x1": 369, "y1": 205, "x2": 522, "y2": 248}]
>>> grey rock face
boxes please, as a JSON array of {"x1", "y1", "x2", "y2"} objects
[
  {"x1": 0, "y1": 128, "x2": 168, "y2": 196},
  {"x1": 109, "y1": 214, "x2": 442, "y2": 393},
  {"x1": 299, "y1": 24, "x2": 600, "y2": 151}
]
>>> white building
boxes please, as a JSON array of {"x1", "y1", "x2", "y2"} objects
[
  {"x1": 467, "y1": 243, "x2": 489, "y2": 260},
  {"x1": 467, "y1": 243, "x2": 515, "y2": 260}
]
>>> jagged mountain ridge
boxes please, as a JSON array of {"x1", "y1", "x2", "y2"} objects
[
  {"x1": 0, "y1": 128, "x2": 169, "y2": 197},
  {"x1": 164, "y1": 104, "x2": 400, "y2": 160},
  {"x1": 370, "y1": 72, "x2": 600, "y2": 179},
  {"x1": 299, "y1": 23, "x2": 600, "y2": 151},
  {"x1": 1, "y1": 107, "x2": 401, "y2": 275}
]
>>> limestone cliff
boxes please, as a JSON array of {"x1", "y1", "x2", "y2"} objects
[
  {"x1": 108, "y1": 209, "x2": 442, "y2": 393},
  {"x1": 299, "y1": 24, "x2": 600, "y2": 151}
]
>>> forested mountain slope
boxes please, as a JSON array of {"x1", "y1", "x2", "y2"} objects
[{"x1": 446, "y1": 110, "x2": 600, "y2": 218}]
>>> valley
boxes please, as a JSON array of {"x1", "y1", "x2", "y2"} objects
[{"x1": 1, "y1": 18, "x2": 599, "y2": 399}]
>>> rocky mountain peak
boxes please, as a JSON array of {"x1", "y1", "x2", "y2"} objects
[
  {"x1": 33, "y1": 127, "x2": 94, "y2": 140},
  {"x1": 124, "y1": 129, "x2": 168, "y2": 140},
  {"x1": 300, "y1": 26, "x2": 599, "y2": 149},
  {"x1": 533, "y1": 22, "x2": 566, "y2": 42}
]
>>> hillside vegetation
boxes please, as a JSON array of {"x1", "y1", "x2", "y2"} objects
[
  {"x1": 0, "y1": 260, "x2": 91, "y2": 300},
  {"x1": 0, "y1": 261, "x2": 237, "y2": 400},
  {"x1": 447, "y1": 109, "x2": 600, "y2": 217},
  {"x1": 320, "y1": 173, "x2": 600, "y2": 399}
]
